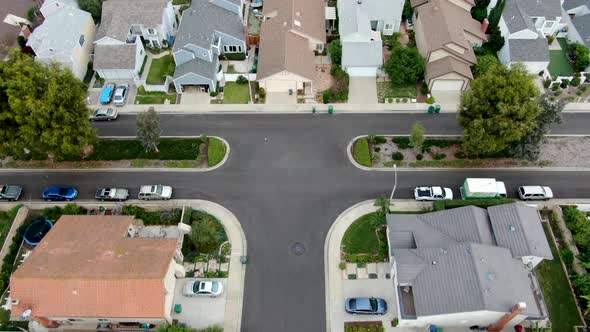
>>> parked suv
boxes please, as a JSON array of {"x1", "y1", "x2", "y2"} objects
[
  {"x1": 518, "y1": 186, "x2": 553, "y2": 201},
  {"x1": 138, "y1": 184, "x2": 172, "y2": 200}
]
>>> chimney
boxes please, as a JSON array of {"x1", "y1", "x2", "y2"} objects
[
  {"x1": 488, "y1": 302, "x2": 526, "y2": 332},
  {"x1": 481, "y1": 18, "x2": 490, "y2": 34},
  {"x1": 20, "y1": 25, "x2": 31, "y2": 39}
]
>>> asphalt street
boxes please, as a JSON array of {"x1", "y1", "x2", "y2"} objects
[{"x1": 4, "y1": 113, "x2": 590, "y2": 332}]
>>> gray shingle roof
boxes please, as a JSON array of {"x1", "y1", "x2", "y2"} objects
[
  {"x1": 572, "y1": 15, "x2": 590, "y2": 48},
  {"x1": 488, "y1": 203, "x2": 553, "y2": 259},
  {"x1": 341, "y1": 40, "x2": 383, "y2": 68},
  {"x1": 517, "y1": 0, "x2": 562, "y2": 18},
  {"x1": 508, "y1": 38, "x2": 550, "y2": 63},
  {"x1": 173, "y1": 57, "x2": 218, "y2": 81},
  {"x1": 94, "y1": 44, "x2": 137, "y2": 69},
  {"x1": 502, "y1": 0, "x2": 561, "y2": 33},
  {"x1": 173, "y1": 0, "x2": 244, "y2": 51},
  {"x1": 96, "y1": 0, "x2": 169, "y2": 42},
  {"x1": 387, "y1": 203, "x2": 552, "y2": 318},
  {"x1": 563, "y1": 0, "x2": 590, "y2": 11}
]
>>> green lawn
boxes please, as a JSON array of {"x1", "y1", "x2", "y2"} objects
[
  {"x1": 0, "y1": 206, "x2": 21, "y2": 251},
  {"x1": 207, "y1": 137, "x2": 226, "y2": 167},
  {"x1": 341, "y1": 212, "x2": 388, "y2": 263},
  {"x1": 135, "y1": 93, "x2": 177, "y2": 104},
  {"x1": 223, "y1": 82, "x2": 250, "y2": 104},
  {"x1": 146, "y1": 54, "x2": 175, "y2": 84},
  {"x1": 537, "y1": 223, "x2": 583, "y2": 332},
  {"x1": 376, "y1": 81, "x2": 417, "y2": 102},
  {"x1": 84, "y1": 138, "x2": 204, "y2": 160},
  {"x1": 172, "y1": 0, "x2": 191, "y2": 4},
  {"x1": 549, "y1": 39, "x2": 575, "y2": 77},
  {"x1": 352, "y1": 138, "x2": 371, "y2": 167}
]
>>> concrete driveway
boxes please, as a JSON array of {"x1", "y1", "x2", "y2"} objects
[
  {"x1": 349, "y1": 77, "x2": 378, "y2": 104},
  {"x1": 266, "y1": 92, "x2": 297, "y2": 104},
  {"x1": 431, "y1": 90, "x2": 461, "y2": 108},
  {"x1": 180, "y1": 91, "x2": 211, "y2": 105},
  {"x1": 171, "y1": 278, "x2": 227, "y2": 329}
]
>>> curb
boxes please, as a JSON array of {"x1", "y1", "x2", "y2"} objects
[
  {"x1": 0, "y1": 136, "x2": 230, "y2": 173},
  {"x1": 346, "y1": 135, "x2": 590, "y2": 172}
]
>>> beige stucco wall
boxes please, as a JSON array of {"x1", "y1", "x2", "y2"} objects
[
  {"x1": 413, "y1": 14, "x2": 429, "y2": 59},
  {"x1": 428, "y1": 72, "x2": 469, "y2": 90},
  {"x1": 258, "y1": 70, "x2": 312, "y2": 92},
  {"x1": 71, "y1": 16, "x2": 96, "y2": 80},
  {"x1": 163, "y1": 259, "x2": 177, "y2": 322}
]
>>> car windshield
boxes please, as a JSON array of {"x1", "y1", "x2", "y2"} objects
[
  {"x1": 369, "y1": 298, "x2": 378, "y2": 312},
  {"x1": 0, "y1": 186, "x2": 5, "y2": 194},
  {"x1": 156, "y1": 185, "x2": 163, "y2": 195},
  {"x1": 58, "y1": 188, "x2": 69, "y2": 195},
  {"x1": 211, "y1": 282, "x2": 219, "y2": 293},
  {"x1": 106, "y1": 109, "x2": 113, "y2": 115},
  {"x1": 193, "y1": 281, "x2": 202, "y2": 293}
]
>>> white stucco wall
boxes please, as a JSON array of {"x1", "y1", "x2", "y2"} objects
[
  {"x1": 398, "y1": 311, "x2": 528, "y2": 328},
  {"x1": 510, "y1": 61, "x2": 549, "y2": 75}
]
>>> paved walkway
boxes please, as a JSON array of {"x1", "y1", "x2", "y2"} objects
[{"x1": 324, "y1": 199, "x2": 432, "y2": 332}]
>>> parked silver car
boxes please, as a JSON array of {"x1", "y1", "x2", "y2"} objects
[
  {"x1": 183, "y1": 280, "x2": 223, "y2": 297},
  {"x1": 138, "y1": 184, "x2": 172, "y2": 200},
  {"x1": 89, "y1": 108, "x2": 118, "y2": 121},
  {"x1": 113, "y1": 84, "x2": 129, "y2": 106}
]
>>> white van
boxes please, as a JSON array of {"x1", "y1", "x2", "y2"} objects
[{"x1": 518, "y1": 186, "x2": 553, "y2": 201}]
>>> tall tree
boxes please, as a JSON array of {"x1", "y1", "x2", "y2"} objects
[
  {"x1": 189, "y1": 218, "x2": 221, "y2": 255},
  {"x1": 569, "y1": 42, "x2": 590, "y2": 71},
  {"x1": 409, "y1": 123, "x2": 425, "y2": 153},
  {"x1": 474, "y1": 54, "x2": 500, "y2": 77},
  {"x1": 458, "y1": 64, "x2": 540, "y2": 155},
  {"x1": 136, "y1": 107, "x2": 160, "y2": 153},
  {"x1": 328, "y1": 40, "x2": 342, "y2": 66},
  {"x1": 77, "y1": 0, "x2": 103, "y2": 22},
  {"x1": 383, "y1": 45, "x2": 425, "y2": 85},
  {"x1": 0, "y1": 49, "x2": 96, "y2": 160},
  {"x1": 510, "y1": 96, "x2": 564, "y2": 161}
]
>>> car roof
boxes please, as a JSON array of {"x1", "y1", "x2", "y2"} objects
[
  {"x1": 351, "y1": 298, "x2": 371, "y2": 310},
  {"x1": 95, "y1": 108, "x2": 112, "y2": 114},
  {"x1": 520, "y1": 186, "x2": 547, "y2": 194},
  {"x1": 139, "y1": 185, "x2": 156, "y2": 193}
]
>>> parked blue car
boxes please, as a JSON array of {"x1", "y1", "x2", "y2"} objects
[
  {"x1": 345, "y1": 297, "x2": 387, "y2": 315},
  {"x1": 42, "y1": 186, "x2": 78, "y2": 201},
  {"x1": 99, "y1": 83, "x2": 116, "y2": 104}
]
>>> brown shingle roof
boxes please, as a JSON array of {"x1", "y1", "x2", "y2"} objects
[
  {"x1": 257, "y1": 0, "x2": 325, "y2": 79},
  {"x1": 425, "y1": 56, "x2": 474, "y2": 80},
  {"x1": 96, "y1": 0, "x2": 169, "y2": 41},
  {"x1": 10, "y1": 215, "x2": 178, "y2": 319}
]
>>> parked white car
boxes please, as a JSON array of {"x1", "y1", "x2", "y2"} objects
[
  {"x1": 183, "y1": 280, "x2": 223, "y2": 297},
  {"x1": 138, "y1": 184, "x2": 172, "y2": 200},
  {"x1": 113, "y1": 84, "x2": 129, "y2": 106},
  {"x1": 518, "y1": 186, "x2": 553, "y2": 201},
  {"x1": 414, "y1": 186, "x2": 453, "y2": 201}
]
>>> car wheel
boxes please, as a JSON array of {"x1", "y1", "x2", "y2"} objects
[
  {"x1": 45, "y1": 199, "x2": 51, "y2": 202},
  {"x1": 67, "y1": 199, "x2": 72, "y2": 201},
  {"x1": 108, "y1": 118, "x2": 112, "y2": 121}
]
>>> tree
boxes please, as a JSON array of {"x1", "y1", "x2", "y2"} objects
[
  {"x1": 470, "y1": 0, "x2": 491, "y2": 22},
  {"x1": 487, "y1": 0, "x2": 505, "y2": 29},
  {"x1": 569, "y1": 42, "x2": 590, "y2": 71},
  {"x1": 384, "y1": 46, "x2": 425, "y2": 85},
  {"x1": 0, "y1": 49, "x2": 96, "y2": 160},
  {"x1": 136, "y1": 107, "x2": 160, "y2": 152},
  {"x1": 510, "y1": 96, "x2": 564, "y2": 161},
  {"x1": 402, "y1": 0, "x2": 413, "y2": 20},
  {"x1": 328, "y1": 39, "x2": 342, "y2": 66},
  {"x1": 474, "y1": 54, "x2": 500, "y2": 77},
  {"x1": 374, "y1": 197, "x2": 391, "y2": 216},
  {"x1": 189, "y1": 217, "x2": 221, "y2": 255},
  {"x1": 459, "y1": 64, "x2": 540, "y2": 155},
  {"x1": 77, "y1": 0, "x2": 103, "y2": 22},
  {"x1": 409, "y1": 123, "x2": 425, "y2": 153},
  {"x1": 484, "y1": 27, "x2": 504, "y2": 52}
]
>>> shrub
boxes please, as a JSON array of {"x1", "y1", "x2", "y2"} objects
[
  {"x1": 431, "y1": 152, "x2": 447, "y2": 160},
  {"x1": 392, "y1": 151, "x2": 404, "y2": 161},
  {"x1": 210, "y1": 91, "x2": 218, "y2": 97},
  {"x1": 426, "y1": 96, "x2": 435, "y2": 104},
  {"x1": 561, "y1": 79, "x2": 570, "y2": 89},
  {"x1": 62, "y1": 203, "x2": 87, "y2": 215},
  {"x1": 454, "y1": 151, "x2": 467, "y2": 159},
  {"x1": 392, "y1": 318, "x2": 399, "y2": 327},
  {"x1": 339, "y1": 262, "x2": 346, "y2": 270},
  {"x1": 575, "y1": 72, "x2": 582, "y2": 77},
  {"x1": 571, "y1": 77, "x2": 581, "y2": 87},
  {"x1": 258, "y1": 87, "x2": 266, "y2": 98},
  {"x1": 561, "y1": 248, "x2": 574, "y2": 266},
  {"x1": 369, "y1": 273, "x2": 378, "y2": 279},
  {"x1": 402, "y1": 98, "x2": 408, "y2": 103},
  {"x1": 543, "y1": 79, "x2": 552, "y2": 89},
  {"x1": 357, "y1": 261, "x2": 366, "y2": 268},
  {"x1": 236, "y1": 75, "x2": 248, "y2": 84},
  {"x1": 416, "y1": 153, "x2": 423, "y2": 160},
  {"x1": 374, "y1": 147, "x2": 381, "y2": 152},
  {"x1": 551, "y1": 82, "x2": 560, "y2": 91},
  {"x1": 374, "y1": 136, "x2": 387, "y2": 144},
  {"x1": 554, "y1": 90, "x2": 562, "y2": 96},
  {"x1": 43, "y1": 206, "x2": 63, "y2": 221},
  {"x1": 348, "y1": 274, "x2": 357, "y2": 280},
  {"x1": 581, "y1": 85, "x2": 588, "y2": 92},
  {"x1": 548, "y1": 35, "x2": 555, "y2": 45},
  {"x1": 421, "y1": 82, "x2": 429, "y2": 95},
  {"x1": 433, "y1": 201, "x2": 446, "y2": 211},
  {"x1": 569, "y1": 42, "x2": 590, "y2": 71},
  {"x1": 393, "y1": 137, "x2": 411, "y2": 149}
]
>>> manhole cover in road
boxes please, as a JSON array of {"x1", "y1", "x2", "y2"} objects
[{"x1": 291, "y1": 242, "x2": 306, "y2": 256}]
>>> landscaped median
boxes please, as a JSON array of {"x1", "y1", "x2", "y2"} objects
[
  {"x1": 1, "y1": 136, "x2": 229, "y2": 170},
  {"x1": 349, "y1": 134, "x2": 575, "y2": 169}
]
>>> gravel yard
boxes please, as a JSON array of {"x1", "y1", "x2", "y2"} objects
[{"x1": 539, "y1": 136, "x2": 590, "y2": 167}]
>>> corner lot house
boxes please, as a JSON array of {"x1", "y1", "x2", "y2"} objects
[
  {"x1": 412, "y1": 0, "x2": 487, "y2": 102},
  {"x1": 172, "y1": 0, "x2": 246, "y2": 93},
  {"x1": 387, "y1": 203, "x2": 552, "y2": 328},
  {"x1": 257, "y1": 0, "x2": 325, "y2": 94},
  {"x1": 490, "y1": 0, "x2": 565, "y2": 75},
  {"x1": 94, "y1": 0, "x2": 176, "y2": 80},
  {"x1": 9, "y1": 215, "x2": 186, "y2": 331},
  {"x1": 338, "y1": 0, "x2": 404, "y2": 77},
  {"x1": 564, "y1": 0, "x2": 590, "y2": 50},
  {"x1": 27, "y1": 6, "x2": 95, "y2": 81}
]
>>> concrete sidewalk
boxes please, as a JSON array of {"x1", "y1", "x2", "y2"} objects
[{"x1": 324, "y1": 199, "x2": 431, "y2": 332}]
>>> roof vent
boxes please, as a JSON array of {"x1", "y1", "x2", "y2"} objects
[
  {"x1": 357, "y1": 0, "x2": 362, "y2": 4},
  {"x1": 486, "y1": 272, "x2": 495, "y2": 281},
  {"x1": 294, "y1": 19, "x2": 301, "y2": 26},
  {"x1": 431, "y1": 260, "x2": 436, "y2": 265},
  {"x1": 509, "y1": 225, "x2": 516, "y2": 232},
  {"x1": 11, "y1": 299, "x2": 19, "y2": 306}
]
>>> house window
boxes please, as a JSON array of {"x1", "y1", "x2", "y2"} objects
[
  {"x1": 67, "y1": 319, "x2": 84, "y2": 322},
  {"x1": 544, "y1": 20, "x2": 554, "y2": 28},
  {"x1": 223, "y1": 45, "x2": 243, "y2": 53},
  {"x1": 148, "y1": 28, "x2": 157, "y2": 35},
  {"x1": 385, "y1": 23, "x2": 392, "y2": 30},
  {"x1": 79, "y1": 35, "x2": 85, "y2": 47}
]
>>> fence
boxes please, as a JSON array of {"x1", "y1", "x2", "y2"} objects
[
  {"x1": 135, "y1": 75, "x2": 173, "y2": 93},
  {"x1": 224, "y1": 73, "x2": 257, "y2": 82}
]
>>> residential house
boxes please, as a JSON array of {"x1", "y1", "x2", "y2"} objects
[
  {"x1": 9, "y1": 215, "x2": 187, "y2": 331},
  {"x1": 387, "y1": 203, "x2": 552, "y2": 327},
  {"x1": 338, "y1": 0, "x2": 404, "y2": 76},
  {"x1": 412, "y1": 0, "x2": 487, "y2": 102},
  {"x1": 489, "y1": 0, "x2": 566, "y2": 76},
  {"x1": 27, "y1": 6, "x2": 95, "y2": 80},
  {"x1": 172, "y1": 0, "x2": 246, "y2": 93},
  {"x1": 563, "y1": 0, "x2": 590, "y2": 50},
  {"x1": 94, "y1": 0, "x2": 176, "y2": 80},
  {"x1": 40, "y1": 0, "x2": 78, "y2": 18},
  {"x1": 257, "y1": 0, "x2": 326, "y2": 94},
  {"x1": 0, "y1": 0, "x2": 31, "y2": 59}
]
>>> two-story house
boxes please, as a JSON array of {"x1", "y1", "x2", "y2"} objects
[
  {"x1": 412, "y1": 0, "x2": 487, "y2": 103},
  {"x1": 387, "y1": 203, "x2": 552, "y2": 328},
  {"x1": 93, "y1": 0, "x2": 176, "y2": 80},
  {"x1": 27, "y1": 4, "x2": 95, "y2": 81},
  {"x1": 338, "y1": 0, "x2": 404, "y2": 77},
  {"x1": 8, "y1": 215, "x2": 188, "y2": 331},
  {"x1": 39, "y1": 0, "x2": 78, "y2": 18},
  {"x1": 172, "y1": 0, "x2": 246, "y2": 94},
  {"x1": 490, "y1": 0, "x2": 566, "y2": 76},
  {"x1": 563, "y1": 0, "x2": 590, "y2": 68}
]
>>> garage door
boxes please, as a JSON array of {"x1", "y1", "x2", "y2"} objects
[
  {"x1": 265, "y1": 80, "x2": 297, "y2": 93},
  {"x1": 430, "y1": 79, "x2": 464, "y2": 91},
  {"x1": 99, "y1": 69, "x2": 134, "y2": 80},
  {"x1": 346, "y1": 67, "x2": 377, "y2": 77}
]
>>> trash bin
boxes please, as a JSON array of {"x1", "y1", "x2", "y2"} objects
[
  {"x1": 174, "y1": 304, "x2": 182, "y2": 314},
  {"x1": 434, "y1": 105, "x2": 441, "y2": 113},
  {"x1": 328, "y1": 105, "x2": 334, "y2": 114},
  {"x1": 289, "y1": 89, "x2": 294, "y2": 95},
  {"x1": 312, "y1": 106, "x2": 316, "y2": 113},
  {"x1": 428, "y1": 105, "x2": 435, "y2": 114},
  {"x1": 240, "y1": 255, "x2": 248, "y2": 264}
]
